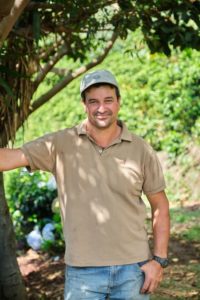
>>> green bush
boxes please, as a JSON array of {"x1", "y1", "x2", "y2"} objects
[
  {"x1": 41, "y1": 213, "x2": 65, "y2": 253},
  {"x1": 6, "y1": 169, "x2": 60, "y2": 248},
  {"x1": 14, "y1": 36, "x2": 200, "y2": 159}
]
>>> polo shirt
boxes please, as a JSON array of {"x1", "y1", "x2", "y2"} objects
[{"x1": 21, "y1": 120, "x2": 166, "y2": 266}]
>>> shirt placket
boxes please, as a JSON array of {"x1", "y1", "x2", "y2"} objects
[{"x1": 91, "y1": 138, "x2": 122, "y2": 157}]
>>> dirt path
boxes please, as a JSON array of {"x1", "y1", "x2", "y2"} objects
[{"x1": 17, "y1": 236, "x2": 200, "y2": 300}]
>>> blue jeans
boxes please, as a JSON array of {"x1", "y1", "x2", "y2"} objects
[{"x1": 64, "y1": 262, "x2": 150, "y2": 300}]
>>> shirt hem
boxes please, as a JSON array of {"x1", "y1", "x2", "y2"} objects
[
  {"x1": 64, "y1": 254, "x2": 152, "y2": 267},
  {"x1": 144, "y1": 184, "x2": 166, "y2": 196}
]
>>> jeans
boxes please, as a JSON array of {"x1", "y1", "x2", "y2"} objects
[{"x1": 64, "y1": 262, "x2": 150, "y2": 300}]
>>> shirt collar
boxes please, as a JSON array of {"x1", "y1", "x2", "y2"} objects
[
  {"x1": 77, "y1": 119, "x2": 87, "y2": 135},
  {"x1": 77, "y1": 119, "x2": 132, "y2": 142},
  {"x1": 118, "y1": 120, "x2": 132, "y2": 142}
]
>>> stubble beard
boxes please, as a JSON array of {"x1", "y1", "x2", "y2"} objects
[{"x1": 92, "y1": 113, "x2": 115, "y2": 129}]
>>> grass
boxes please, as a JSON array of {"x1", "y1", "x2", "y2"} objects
[
  {"x1": 170, "y1": 206, "x2": 200, "y2": 242},
  {"x1": 151, "y1": 204, "x2": 200, "y2": 299}
]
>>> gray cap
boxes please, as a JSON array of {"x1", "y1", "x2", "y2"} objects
[{"x1": 80, "y1": 69, "x2": 119, "y2": 94}]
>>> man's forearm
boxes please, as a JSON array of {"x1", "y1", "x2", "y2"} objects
[
  {"x1": 140, "y1": 191, "x2": 170, "y2": 294},
  {"x1": 152, "y1": 207, "x2": 170, "y2": 257},
  {"x1": 0, "y1": 148, "x2": 28, "y2": 171},
  {"x1": 147, "y1": 191, "x2": 170, "y2": 258}
]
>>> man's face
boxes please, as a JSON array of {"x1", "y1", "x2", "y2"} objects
[{"x1": 83, "y1": 85, "x2": 120, "y2": 129}]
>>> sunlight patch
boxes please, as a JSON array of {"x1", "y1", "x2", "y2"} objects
[{"x1": 90, "y1": 202, "x2": 110, "y2": 223}]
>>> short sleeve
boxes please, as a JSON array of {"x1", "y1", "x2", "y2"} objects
[
  {"x1": 21, "y1": 133, "x2": 56, "y2": 173},
  {"x1": 142, "y1": 146, "x2": 166, "y2": 195}
]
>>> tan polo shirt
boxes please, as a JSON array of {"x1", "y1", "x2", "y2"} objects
[{"x1": 21, "y1": 120, "x2": 166, "y2": 266}]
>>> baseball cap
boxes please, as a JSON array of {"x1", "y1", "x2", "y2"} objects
[{"x1": 80, "y1": 69, "x2": 119, "y2": 94}]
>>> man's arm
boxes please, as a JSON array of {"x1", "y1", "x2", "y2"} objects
[
  {"x1": 140, "y1": 190, "x2": 170, "y2": 294},
  {"x1": 0, "y1": 148, "x2": 29, "y2": 171}
]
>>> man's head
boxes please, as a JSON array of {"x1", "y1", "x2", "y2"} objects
[
  {"x1": 80, "y1": 70, "x2": 121, "y2": 130},
  {"x1": 80, "y1": 70, "x2": 120, "y2": 102}
]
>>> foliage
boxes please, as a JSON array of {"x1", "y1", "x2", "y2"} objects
[
  {"x1": 2, "y1": 2, "x2": 200, "y2": 251},
  {"x1": 6, "y1": 169, "x2": 65, "y2": 252},
  {"x1": 14, "y1": 34, "x2": 200, "y2": 159},
  {"x1": 114, "y1": 44, "x2": 200, "y2": 157},
  {"x1": 1, "y1": 0, "x2": 200, "y2": 146},
  {"x1": 181, "y1": 226, "x2": 200, "y2": 242},
  {"x1": 170, "y1": 207, "x2": 200, "y2": 242},
  {"x1": 0, "y1": 0, "x2": 118, "y2": 146},
  {"x1": 145, "y1": 205, "x2": 200, "y2": 299},
  {"x1": 6, "y1": 169, "x2": 58, "y2": 245},
  {"x1": 1, "y1": 3, "x2": 200, "y2": 297},
  {"x1": 41, "y1": 213, "x2": 65, "y2": 253}
]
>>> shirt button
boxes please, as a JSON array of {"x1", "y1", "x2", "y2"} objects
[{"x1": 99, "y1": 148, "x2": 103, "y2": 154}]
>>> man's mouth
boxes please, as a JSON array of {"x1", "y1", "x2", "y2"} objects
[
  {"x1": 96, "y1": 115, "x2": 109, "y2": 119},
  {"x1": 95, "y1": 113, "x2": 111, "y2": 119}
]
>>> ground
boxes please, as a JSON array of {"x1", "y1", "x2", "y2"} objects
[{"x1": 17, "y1": 204, "x2": 200, "y2": 300}]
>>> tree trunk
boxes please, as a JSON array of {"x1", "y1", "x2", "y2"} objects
[
  {"x1": 0, "y1": 172, "x2": 27, "y2": 300},
  {"x1": 0, "y1": 0, "x2": 29, "y2": 48}
]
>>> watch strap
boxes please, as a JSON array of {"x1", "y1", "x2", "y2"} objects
[{"x1": 153, "y1": 255, "x2": 169, "y2": 268}]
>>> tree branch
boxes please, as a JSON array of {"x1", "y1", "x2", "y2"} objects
[
  {"x1": 27, "y1": 0, "x2": 116, "y2": 11},
  {"x1": 27, "y1": 1, "x2": 66, "y2": 11},
  {"x1": 50, "y1": 67, "x2": 71, "y2": 76},
  {"x1": 31, "y1": 32, "x2": 118, "y2": 113},
  {"x1": 33, "y1": 44, "x2": 68, "y2": 89},
  {"x1": 0, "y1": 0, "x2": 30, "y2": 48},
  {"x1": 39, "y1": 39, "x2": 63, "y2": 60},
  {"x1": 0, "y1": 0, "x2": 14, "y2": 20}
]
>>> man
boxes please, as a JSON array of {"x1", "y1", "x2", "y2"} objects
[{"x1": 0, "y1": 70, "x2": 170, "y2": 299}]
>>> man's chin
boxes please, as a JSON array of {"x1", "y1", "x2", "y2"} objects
[{"x1": 95, "y1": 120, "x2": 111, "y2": 129}]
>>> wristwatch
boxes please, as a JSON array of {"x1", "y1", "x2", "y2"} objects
[{"x1": 153, "y1": 255, "x2": 169, "y2": 268}]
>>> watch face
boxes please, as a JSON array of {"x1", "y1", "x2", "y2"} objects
[
  {"x1": 153, "y1": 256, "x2": 169, "y2": 268},
  {"x1": 161, "y1": 259, "x2": 169, "y2": 267}
]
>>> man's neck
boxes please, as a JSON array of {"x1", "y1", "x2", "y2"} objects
[{"x1": 85, "y1": 121, "x2": 121, "y2": 148}]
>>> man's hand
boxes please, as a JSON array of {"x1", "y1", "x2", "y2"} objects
[{"x1": 140, "y1": 260, "x2": 163, "y2": 294}]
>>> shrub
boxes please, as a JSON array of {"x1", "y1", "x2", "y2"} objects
[{"x1": 6, "y1": 169, "x2": 62, "y2": 250}]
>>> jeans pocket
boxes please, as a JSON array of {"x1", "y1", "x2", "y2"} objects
[{"x1": 137, "y1": 260, "x2": 149, "y2": 268}]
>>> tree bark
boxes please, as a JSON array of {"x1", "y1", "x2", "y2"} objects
[
  {"x1": 0, "y1": 172, "x2": 27, "y2": 300},
  {"x1": 0, "y1": 0, "x2": 15, "y2": 20},
  {"x1": 0, "y1": 0, "x2": 30, "y2": 48}
]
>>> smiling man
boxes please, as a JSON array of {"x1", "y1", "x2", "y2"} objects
[
  {"x1": 0, "y1": 70, "x2": 170, "y2": 300},
  {"x1": 83, "y1": 84, "x2": 120, "y2": 128}
]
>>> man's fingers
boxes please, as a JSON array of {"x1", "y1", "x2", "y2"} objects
[
  {"x1": 141, "y1": 276, "x2": 160, "y2": 294},
  {"x1": 140, "y1": 277, "x2": 150, "y2": 294},
  {"x1": 147, "y1": 278, "x2": 160, "y2": 293},
  {"x1": 140, "y1": 261, "x2": 163, "y2": 294}
]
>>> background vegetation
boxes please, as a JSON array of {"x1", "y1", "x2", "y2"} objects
[
  {"x1": 12, "y1": 32, "x2": 200, "y2": 152},
  {"x1": 1, "y1": 2, "x2": 200, "y2": 298},
  {"x1": 3, "y1": 30, "x2": 200, "y2": 299},
  {"x1": 4, "y1": 31, "x2": 200, "y2": 247}
]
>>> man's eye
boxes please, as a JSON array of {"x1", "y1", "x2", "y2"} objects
[{"x1": 89, "y1": 100, "x2": 97, "y2": 104}]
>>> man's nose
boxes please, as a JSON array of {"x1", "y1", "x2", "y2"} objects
[{"x1": 97, "y1": 103, "x2": 106, "y2": 113}]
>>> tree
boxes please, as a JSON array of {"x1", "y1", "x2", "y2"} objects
[
  {"x1": 0, "y1": 0, "x2": 30, "y2": 47},
  {"x1": 0, "y1": 1, "x2": 200, "y2": 299}
]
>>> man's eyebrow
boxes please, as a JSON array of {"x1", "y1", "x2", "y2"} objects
[
  {"x1": 87, "y1": 96, "x2": 114, "y2": 101},
  {"x1": 87, "y1": 97, "x2": 98, "y2": 101},
  {"x1": 104, "y1": 96, "x2": 114, "y2": 100}
]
